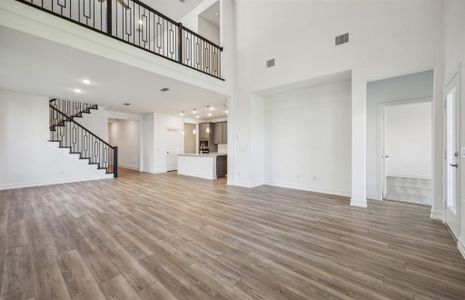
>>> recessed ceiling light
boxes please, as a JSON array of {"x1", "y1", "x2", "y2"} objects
[
  {"x1": 82, "y1": 79, "x2": 91, "y2": 85},
  {"x1": 216, "y1": 13, "x2": 219, "y2": 16},
  {"x1": 73, "y1": 88, "x2": 82, "y2": 93},
  {"x1": 160, "y1": 87, "x2": 170, "y2": 92},
  {"x1": 225, "y1": 110, "x2": 228, "y2": 114},
  {"x1": 192, "y1": 108, "x2": 197, "y2": 114},
  {"x1": 123, "y1": 103, "x2": 131, "y2": 106},
  {"x1": 138, "y1": 20, "x2": 143, "y2": 25},
  {"x1": 208, "y1": 113, "x2": 212, "y2": 117},
  {"x1": 193, "y1": 129, "x2": 196, "y2": 134},
  {"x1": 196, "y1": 115, "x2": 200, "y2": 119},
  {"x1": 180, "y1": 111, "x2": 185, "y2": 116},
  {"x1": 181, "y1": 131, "x2": 185, "y2": 135}
]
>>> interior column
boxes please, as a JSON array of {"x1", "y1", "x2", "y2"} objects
[{"x1": 351, "y1": 71, "x2": 368, "y2": 207}]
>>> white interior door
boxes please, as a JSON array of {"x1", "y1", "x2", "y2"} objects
[
  {"x1": 166, "y1": 129, "x2": 179, "y2": 171},
  {"x1": 445, "y1": 75, "x2": 460, "y2": 238}
]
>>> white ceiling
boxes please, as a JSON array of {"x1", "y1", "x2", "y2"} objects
[
  {"x1": 144, "y1": 0, "x2": 204, "y2": 22},
  {"x1": 199, "y1": 2, "x2": 220, "y2": 28},
  {"x1": 0, "y1": 26, "x2": 227, "y2": 118}
]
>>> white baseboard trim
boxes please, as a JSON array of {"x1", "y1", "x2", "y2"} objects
[
  {"x1": 0, "y1": 175, "x2": 113, "y2": 191},
  {"x1": 118, "y1": 164, "x2": 141, "y2": 171},
  {"x1": 350, "y1": 198, "x2": 368, "y2": 208},
  {"x1": 386, "y1": 174, "x2": 432, "y2": 180},
  {"x1": 430, "y1": 209, "x2": 443, "y2": 221},
  {"x1": 367, "y1": 193, "x2": 382, "y2": 201},
  {"x1": 149, "y1": 168, "x2": 168, "y2": 174},
  {"x1": 264, "y1": 181, "x2": 350, "y2": 198},
  {"x1": 232, "y1": 181, "x2": 256, "y2": 188},
  {"x1": 458, "y1": 238, "x2": 465, "y2": 260}
]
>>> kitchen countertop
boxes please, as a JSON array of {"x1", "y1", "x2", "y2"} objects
[{"x1": 178, "y1": 153, "x2": 227, "y2": 157}]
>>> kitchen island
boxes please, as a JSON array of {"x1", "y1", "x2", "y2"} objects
[{"x1": 177, "y1": 153, "x2": 227, "y2": 180}]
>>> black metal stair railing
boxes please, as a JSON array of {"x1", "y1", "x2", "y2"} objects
[
  {"x1": 49, "y1": 103, "x2": 118, "y2": 177},
  {"x1": 50, "y1": 98, "x2": 98, "y2": 118},
  {"x1": 15, "y1": 0, "x2": 223, "y2": 79}
]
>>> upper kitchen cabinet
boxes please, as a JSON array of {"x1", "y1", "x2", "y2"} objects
[
  {"x1": 199, "y1": 123, "x2": 211, "y2": 141},
  {"x1": 213, "y1": 122, "x2": 227, "y2": 144},
  {"x1": 221, "y1": 122, "x2": 227, "y2": 144}
]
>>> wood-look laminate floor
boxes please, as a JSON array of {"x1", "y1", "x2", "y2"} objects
[{"x1": 1, "y1": 169, "x2": 465, "y2": 300}]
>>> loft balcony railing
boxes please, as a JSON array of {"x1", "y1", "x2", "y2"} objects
[{"x1": 16, "y1": 0, "x2": 224, "y2": 80}]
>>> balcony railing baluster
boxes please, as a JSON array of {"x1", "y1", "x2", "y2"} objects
[{"x1": 16, "y1": 0, "x2": 224, "y2": 79}]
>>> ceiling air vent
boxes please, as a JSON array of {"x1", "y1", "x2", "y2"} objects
[
  {"x1": 266, "y1": 58, "x2": 275, "y2": 68},
  {"x1": 335, "y1": 33, "x2": 349, "y2": 46}
]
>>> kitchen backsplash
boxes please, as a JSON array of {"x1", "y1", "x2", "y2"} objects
[{"x1": 218, "y1": 144, "x2": 227, "y2": 154}]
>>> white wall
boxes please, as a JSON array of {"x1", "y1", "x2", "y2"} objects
[
  {"x1": 232, "y1": 0, "x2": 444, "y2": 211},
  {"x1": 143, "y1": 113, "x2": 155, "y2": 173},
  {"x1": 444, "y1": 0, "x2": 465, "y2": 257},
  {"x1": 384, "y1": 102, "x2": 432, "y2": 179},
  {"x1": 0, "y1": 90, "x2": 111, "y2": 190},
  {"x1": 264, "y1": 80, "x2": 351, "y2": 196},
  {"x1": 109, "y1": 120, "x2": 141, "y2": 171},
  {"x1": 78, "y1": 106, "x2": 109, "y2": 142},
  {"x1": 198, "y1": 17, "x2": 220, "y2": 45},
  {"x1": 366, "y1": 71, "x2": 434, "y2": 200},
  {"x1": 143, "y1": 112, "x2": 185, "y2": 173}
]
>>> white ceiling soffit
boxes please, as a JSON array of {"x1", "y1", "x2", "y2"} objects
[
  {"x1": 0, "y1": 26, "x2": 227, "y2": 117},
  {"x1": 257, "y1": 70, "x2": 352, "y2": 97},
  {"x1": 144, "y1": 0, "x2": 205, "y2": 21}
]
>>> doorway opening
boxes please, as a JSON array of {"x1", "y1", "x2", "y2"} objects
[
  {"x1": 367, "y1": 70, "x2": 434, "y2": 204},
  {"x1": 166, "y1": 128, "x2": 180, "y2": 172},
  {"x1": 108, "y1": 118, "x2": 142, "y2": 177},
  {"x1": 382, "y1": 101, "x2": 433, "y2": 205}
]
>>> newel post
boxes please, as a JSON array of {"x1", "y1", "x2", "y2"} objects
[{"x1": 113, "y1": 146, "x2": 118, "y2": 178}]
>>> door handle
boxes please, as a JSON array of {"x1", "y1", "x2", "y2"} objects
[{"x1": 449, "y1": 163, "x2": 458, "y2": 168}]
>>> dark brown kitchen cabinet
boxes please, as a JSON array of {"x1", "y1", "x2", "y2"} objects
[
  {"x1": 213, "y1": 122, "x2": 227, "y2": 144},
  {"x1": 221, "y1": 122, "x2": 227, "y2": 144},
  {"x1": 199, "y1": 123, "x2": 211, "y2": 141}
]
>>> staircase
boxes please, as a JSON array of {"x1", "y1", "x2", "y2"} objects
[
  {"x1": 49, "y1": 99, "x2": 118, "y2": 177},
  {"x1": 50, "y1": 98, "x2": 98, "y2": 119}
]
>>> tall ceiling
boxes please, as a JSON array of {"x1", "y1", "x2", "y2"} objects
[
  {"x1": 144, "y1": 0, "x2": 204, "y2": 21},
  {"x1": 0, "y1": 26, "x2": 227, "y2": 118}
]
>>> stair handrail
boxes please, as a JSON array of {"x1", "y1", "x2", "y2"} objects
[
  {"x1": 49, "y1": 104, "x2": 115, "y2": 150},
  {"x1": 49, "y1": 104, "x2": 118, "y2": 177},
  {"x1": 50, "y1": 98, "x2": 98, "y2": 119}
]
